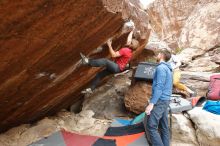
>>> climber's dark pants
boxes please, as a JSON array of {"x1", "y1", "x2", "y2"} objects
[{"x1": 89, "y1": 58, "x2": 121, "y2": 90}]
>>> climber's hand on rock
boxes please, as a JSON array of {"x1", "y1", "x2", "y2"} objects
[
  {"x1": 131, "y1": 26, "x2": 135, "y2": 31},
  {"x1": 145, "y1": 103, "x2": 154, "y2": 115},
  {"x1": 107, "y1": 39, "x2": 112, "y2": 46}
]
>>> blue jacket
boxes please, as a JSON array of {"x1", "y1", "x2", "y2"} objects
[{"x1": 150, "y1": 62, "x2": 173, "y2": 104}]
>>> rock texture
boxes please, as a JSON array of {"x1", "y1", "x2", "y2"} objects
[
  {"x1": 0, "y1": 110, "x2": 111, "y2": 146},
  {"x1": 188, "y1": 107, "x2": 220, "y2": 146},
  {"x1": 146, "y1": 0, "x2": 220, "y2": 50},
  {"x1": 0, "y1": 71, "x2": 220, "y2": 146},
  {"x1": 122, "y1": 0, "x2": 150, "y2": 39},
  {"x1": 172, "y1": 114, "x2": 198, "y2": 146},
  {"x1": 179, "y1": 1, "x2": 220, "y2": 72},
  {"x1": 123, "y1": 71, "x2": 217, "y2": 112},
  {"x1": 0, "y1": 0, "x2": 150, "y2": 132},
  {"x1": 124, "y1": 82, "x2": 152, "y2": 114},
  {"x1": 172, "y1": 108, "x2": 220, "y2": 146},
  {"x1": 146, "y1": 0, "x2": 199, "y2": 48},
  {"x1": 179, "y1": 47, "x2": 220, "y2": 72},
  {"x1": 178, "y1": 2, "x2": 220, "y2": 50},
  {"x1": 180, "y1": 71, "x2": 212, "y2": 97},
  {"x1": 177, "y1": 1, "x2": 220, "y2": 72},
  {"x1": 146, "y1": 0, "x2": 220, "y2": 72},
  {"x1": 82, "y1": 71, "x2": 134, "y2": 119}
]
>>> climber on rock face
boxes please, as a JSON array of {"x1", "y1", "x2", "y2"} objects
[{"x1": 80, "y1": 30, "x2": 139, "y2": 94}]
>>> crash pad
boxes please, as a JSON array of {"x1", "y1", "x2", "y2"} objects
[{"x1": 29, "y1": 123, "x2": 149, "y2": 146}]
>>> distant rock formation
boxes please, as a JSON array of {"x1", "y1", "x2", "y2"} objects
[{"x1": 146, "y1": 0, "x2": 220, "y2": 72}]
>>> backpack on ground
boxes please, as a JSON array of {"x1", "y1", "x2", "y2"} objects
[{"x1": 207, "y1": 74, "x2": 220, "y2": 100}]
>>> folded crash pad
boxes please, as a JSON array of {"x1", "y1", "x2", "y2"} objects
[{"x1": 134, "y1": 62, "x2": 157, "y2": 81}]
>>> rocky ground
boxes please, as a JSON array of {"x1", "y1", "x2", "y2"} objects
[
  {"x1": 0, "y1": 70, "x2": 219, "y2": 146},
  {"x1": 0, "y1": 110, "x2": 111, "y2": 146},
  {"x1": 0, "y1": 0, "x2": 219, "y2": 146}
]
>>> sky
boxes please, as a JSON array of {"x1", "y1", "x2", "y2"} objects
[{"x1": 139, "y1": 0, "x2": 154, "y2": 9}]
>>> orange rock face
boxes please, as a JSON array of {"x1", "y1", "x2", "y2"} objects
[
  {"x1": 0, "y1": 0, "x2": 150, "y2": 132},
  {"x1": 124, "y1": 82, "x2": 152, "y2": 114}
]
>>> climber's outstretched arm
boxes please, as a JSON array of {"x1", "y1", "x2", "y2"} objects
[
  {"x1": 126, "y1": 30, "x2": 134, "y2": 45},
  {"x1": 107, "y1": 40, "x2": 121, "y2": 58}
]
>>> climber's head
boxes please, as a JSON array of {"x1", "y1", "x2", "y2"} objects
[{"x1": 127, "y1": 39, "x2": 139, "y2": 51}]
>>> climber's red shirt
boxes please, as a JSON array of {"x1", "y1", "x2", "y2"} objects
[{"x1": 115, "y1": 47, "x2": 132, "y2": 71}]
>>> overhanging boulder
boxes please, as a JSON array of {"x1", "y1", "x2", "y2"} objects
[{"x1": 0, "y1": 0, "x2": 150, "y2": 132}]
